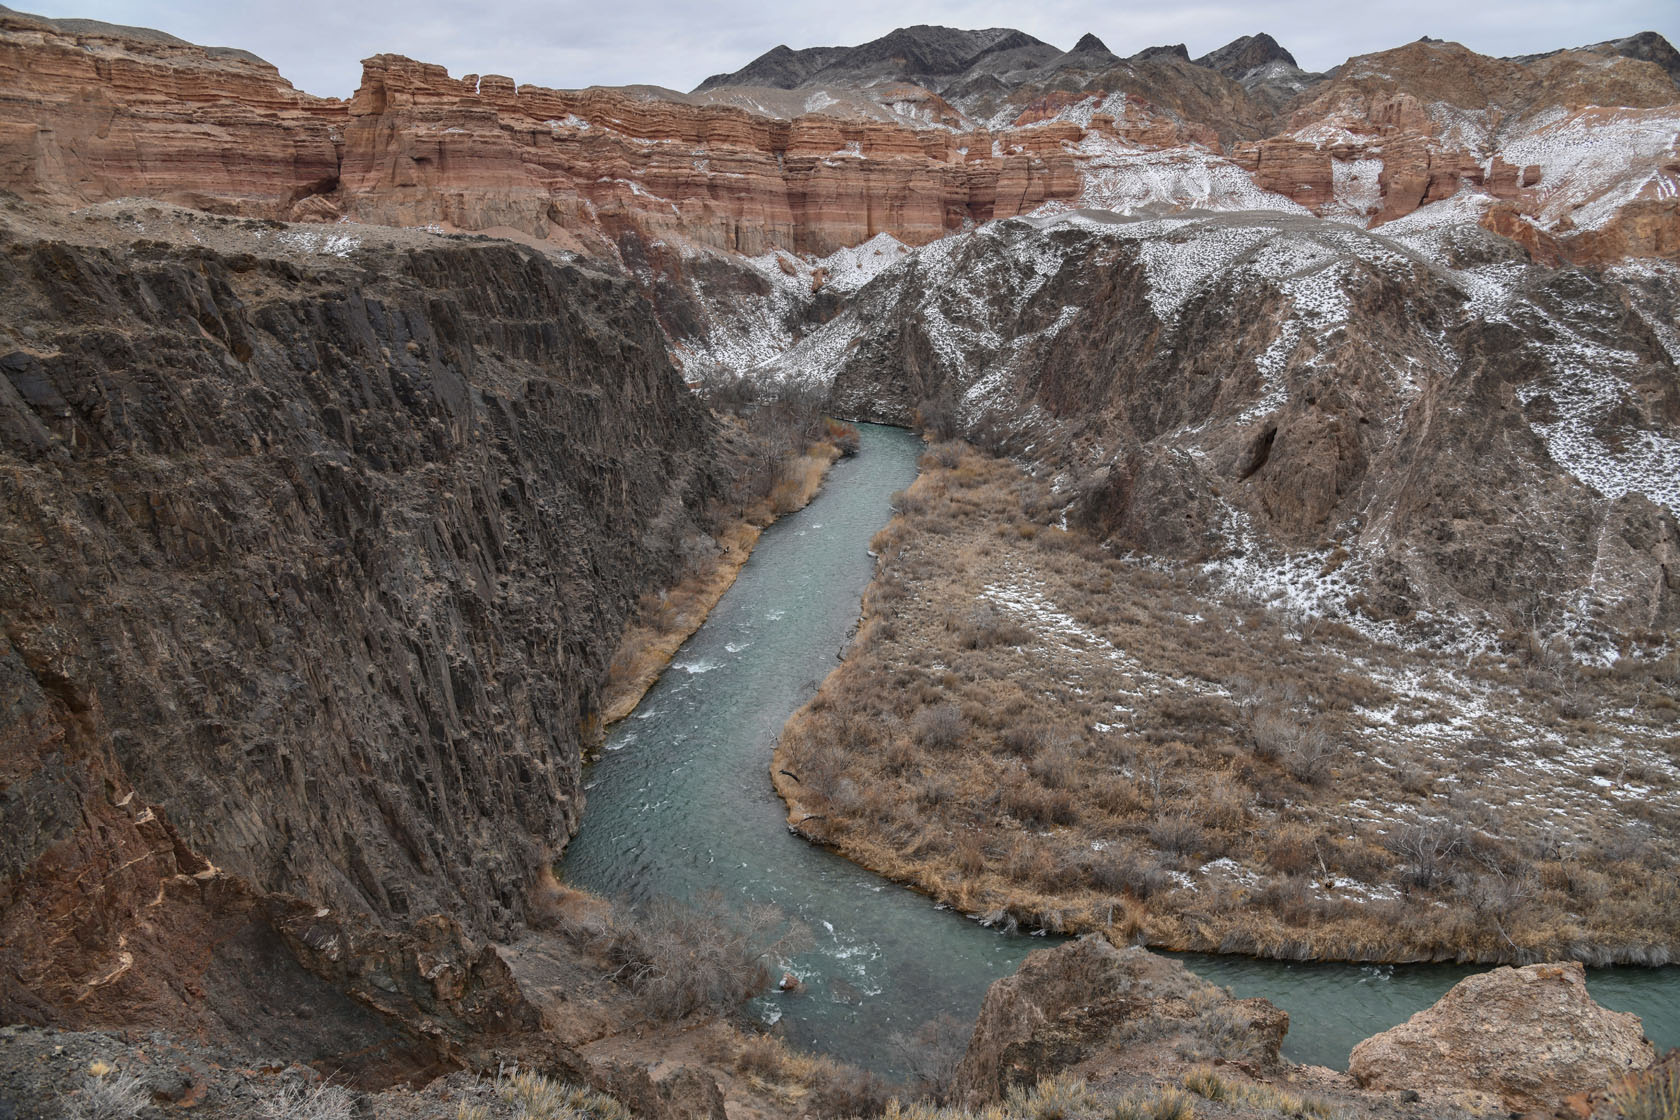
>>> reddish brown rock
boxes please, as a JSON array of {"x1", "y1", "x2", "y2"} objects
[
  {"x1": 0, "y1": 9, "x2": 342, "y2": 213},
  {"x1": 1232, "y1": 138, "x2": 1334, "y2": 208},
  {"x1": 1348, "y1": 963, "x2": 1656, "y2": 1114},
  {"x1": 3, "y1": 10, "x2": 1676, "y2": 264},
  {"x1": 1480, "y1": 200, "x2": 1563, "y2": 265}
]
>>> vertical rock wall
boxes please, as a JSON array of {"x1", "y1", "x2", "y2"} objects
[{"x1": 0, "y1": 228, "x2": 720, "y2": 964}]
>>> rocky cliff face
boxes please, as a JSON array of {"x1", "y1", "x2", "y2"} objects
[
  {"x1": 765, "y1": 207, "x2": 1680, "y2": 651},
  {"x1": 1, "y1": 4, "x2": 1678, "y2": 1093},
  {"x1": 0, "y1": 202, "x2": 719, "y2": 1034},
  {"x1": 5, "y1": 7, "x2": 1675, "y2": 292}
]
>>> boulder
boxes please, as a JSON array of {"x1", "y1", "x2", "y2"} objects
[
  {"x1": 1348, "y1": 962, "x2": 1656, "y2": 1113},
  {"x1": 952, "y1": 936, "x2": 1287, "y2": 1104}
]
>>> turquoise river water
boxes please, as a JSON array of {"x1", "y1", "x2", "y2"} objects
[{"x1": 560, "y1": 422, "x2": 1678, "y2": 1078}]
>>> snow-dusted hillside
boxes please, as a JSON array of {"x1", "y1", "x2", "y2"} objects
[{"x1": 739, "y1": 194, "x2": 1680, "y2": 659}]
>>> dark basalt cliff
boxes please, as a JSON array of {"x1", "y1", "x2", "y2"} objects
[
  {"x1": 772, "y1": 213, "x2": 1680, "y2": 646},
  {"x1": 0, "y1": 213, "x2": 720, "y2": 1030}
]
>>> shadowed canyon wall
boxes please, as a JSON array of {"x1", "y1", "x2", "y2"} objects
[{"x1": 0, "y1": 217, "x2": 720, "y2": 1037}]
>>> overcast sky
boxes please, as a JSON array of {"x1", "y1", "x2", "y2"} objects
[{"x1": 25, "y1": 0, "x2": 1680, "y2": 98}]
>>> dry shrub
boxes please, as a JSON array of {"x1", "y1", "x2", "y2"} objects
[
  {"x1": 1149, "y1": 816, "x2": 1206, "y2": 856},
  {"x1": 1027, "y1": 746, "x2": 1079, "y2": 790},
  {"x1": 913, "y1": 703, "x2": 965, "y2": 751},
  {"x1": 1265, "y1": 824, "x2": 1320, "y2": 876},
  {"x1": 768, "y1": 436, "x2": 1680, "y2": 963},
  {"x1": 923, "y1": 442, "x2": 964, "y2": 470},
  {"x1": 1386, "y1": 818, "x2": 1463, "y2": 890},
  {"x1": 996, "y1": 778, "x2": 1077, "y2": 828},
  {"x1": 1283, "y1": 727, "x2": 1337, "y2": 785},
  {"x1": 960, "y1": 603, "x2": 1031, "y2": 649},
  {"x1": 1112, "y1": 1086, "x2": 1197, "y2": 1120},
  {"x1": 494, "y1": 1071, "x2": 630, "y2": 1120},
  {"x1": 1612, "y1": 1061, "x2": 1680, "y2": 1120},
  {"x1": 602, "y1": 892, "x2": 790, "y2": 1019},
  {"x1": 256, "y1": 1076, "x2": 356, "y2": 1120},
  {"x1": 770, "y1": 454, "x2": 831, "y2": 515},
  {"x1": 883, "y1": 737, "x2": 917, "y2": 777},
  {"x1": 1091, "y1": 775, "x2": 1145, "y2": 816},
  {"x1": 891, "y1": 1014, "x2": 971, "y2": 1102},
  {"x1": 823, "y1": 417, "x2": 861, "y2": 456},
  {"x1": 64, "y1": 1066, "x2": 151, "y2": 1120},
  {"x1": 1000, "y1": 723, "x2": 1047, "y2": 758},
  {"x1": 917, "y1": 773, "x2": 957, "y2": 809},
  {"x1": 1002, "y1": 1073, "x2": 1097, "y2": 1120}
]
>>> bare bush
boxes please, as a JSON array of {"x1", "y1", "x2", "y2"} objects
[
  {"x1": 996, "y1": 779, "x2": 1077, "y2": 827},
  {"x1": 1283, "y1": 727, "x2": 1337, "y2": 785},
  {"x1": 891, "y1": 1014, "x2": 970, "y2": 1102},
  {"x1": 914, "y1": 396, "x2": 961, "y2": 440},
  {"x1": 1250, "y1": 706, "x2": 1336, "y2": 783},
  {"x1": 64, "y1": 1066, "x2": 150, "y2": 1120},
  {"x1": 1387, "y1": 818, "x2": 1463, "y2": 890},
  {"x1": 1149, "y1": 815, "x2": 1206, "y2": 856},
  {"x1": 1000, "y1": 723, "x2": 1047, "y2": 758},
  {"x1": 1027, "y1": 745, "x2": 1079, "y2": 789},
  {"x1": 912, "y1": 703, "x2": 965, "y2": 751},
  {"x1": 257, "y1": 1074, "x2": 355, "y2": 1120},
  {"x1": 603, "y1": 892, "x2": 792, "y2": 1019},
  {"x1": 959, "y1": 603, "x2": 1031, "y2": 649}
]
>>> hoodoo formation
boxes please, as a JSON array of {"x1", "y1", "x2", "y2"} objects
[{"x1": 1, "y1": 3, "x2": 1677, "y2": 1118}]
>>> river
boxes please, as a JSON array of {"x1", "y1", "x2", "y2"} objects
[{"x1": 560, "y1": 422, "x2": 1678, "y2": 1077}]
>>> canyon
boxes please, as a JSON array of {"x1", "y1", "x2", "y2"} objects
[{"x1": 1, "y1": 4, "x2": 1678, "y2": 1119}]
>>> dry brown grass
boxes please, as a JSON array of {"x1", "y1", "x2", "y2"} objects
[
  {"x1": 701, "y1": 1025, "x2": 890, "y2": 1117},
  {"x1": 772, "y1": 441, "x2": 1680, "y2": 964}
]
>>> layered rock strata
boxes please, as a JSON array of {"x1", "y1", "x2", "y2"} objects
[{"x1": 4, "y1": 8, "x2": 1676, "y2": 280}]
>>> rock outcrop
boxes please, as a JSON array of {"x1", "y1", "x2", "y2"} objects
[
  {"x1": 952, "y1": 936, "x2": 1287, "y2": 1105},
  {"x1": 769, "y1": 209, "x2": 1680, "y2": 646},
  {"x1": 0, "y1": 5, "x2": 343, "y2": 213},
  {"x1": 0, "y1": 8, "x2": 1084, "y2": 259},
  {"x1": 6, "y1": 8, "x2": 1674, "y2": 281},
  {"x1": 1348, "y1": 963, "x2": 1657, "y2": 1112},
  {"x1": 1194, "y1": 34, "x2": 1298, "y2": 80},
  {"x1": 0, "y1": 204, "x2": 719, "y2": 1036}
]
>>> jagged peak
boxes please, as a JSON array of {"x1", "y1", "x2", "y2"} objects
[
  {"x1": 1072, "y1": 32, "x2": 1110, "y2": 54},
  {"x1": 1130, "y1": 43, "x2": 1190, "y2": 64},
  {"x1": 1193, "y1": 33, "x2": 1298, "y2": 78}
]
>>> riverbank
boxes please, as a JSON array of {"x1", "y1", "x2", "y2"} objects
[
  {"x1": 597, "y1": 423, "x2": 851, "y2": 731},
  {"x1": 772, "y1": 441, "x2": 1680, "y2": 967}
]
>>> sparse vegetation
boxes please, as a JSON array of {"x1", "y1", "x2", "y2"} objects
[
  {"x1": 64, "y1": 1063, "x2": 149, "y2": 1120},
  {"x1": 256, "y1": 1075, "x2": 356, "y2": 1120},
  {"x1": 720, "y1": 1027, "x2": 891, "y2": 1117},
  {"x1": 494, "y1": 1070, "x2": 632, "y2": 1120},
  {"x1": 598, "y1": 385, "x2": 860, "y2": 728},
  {"x1": 891, "y1": 1014, "x2": 971, "y2": 1102},
  {"x1": 1111, "y1": 1086, "x2": 1197, "y2": 1120},
  {"x1": 1612, "y1": 1060, "x2": 1680, "y2": 1120},
  {"x1": 598, "y1": 891, "x2": 795, "y2": 1019},
  {"x1": 772, "y1": 441, "x2": 1680, "y2": 963},
  {"x1": 1181, "y1": 1065, "x2": 1337, "y2": 1118}
]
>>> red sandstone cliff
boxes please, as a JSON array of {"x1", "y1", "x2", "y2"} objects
[{"x1": 4, "y1": 8, "x2": 1676, "y2": 269}]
